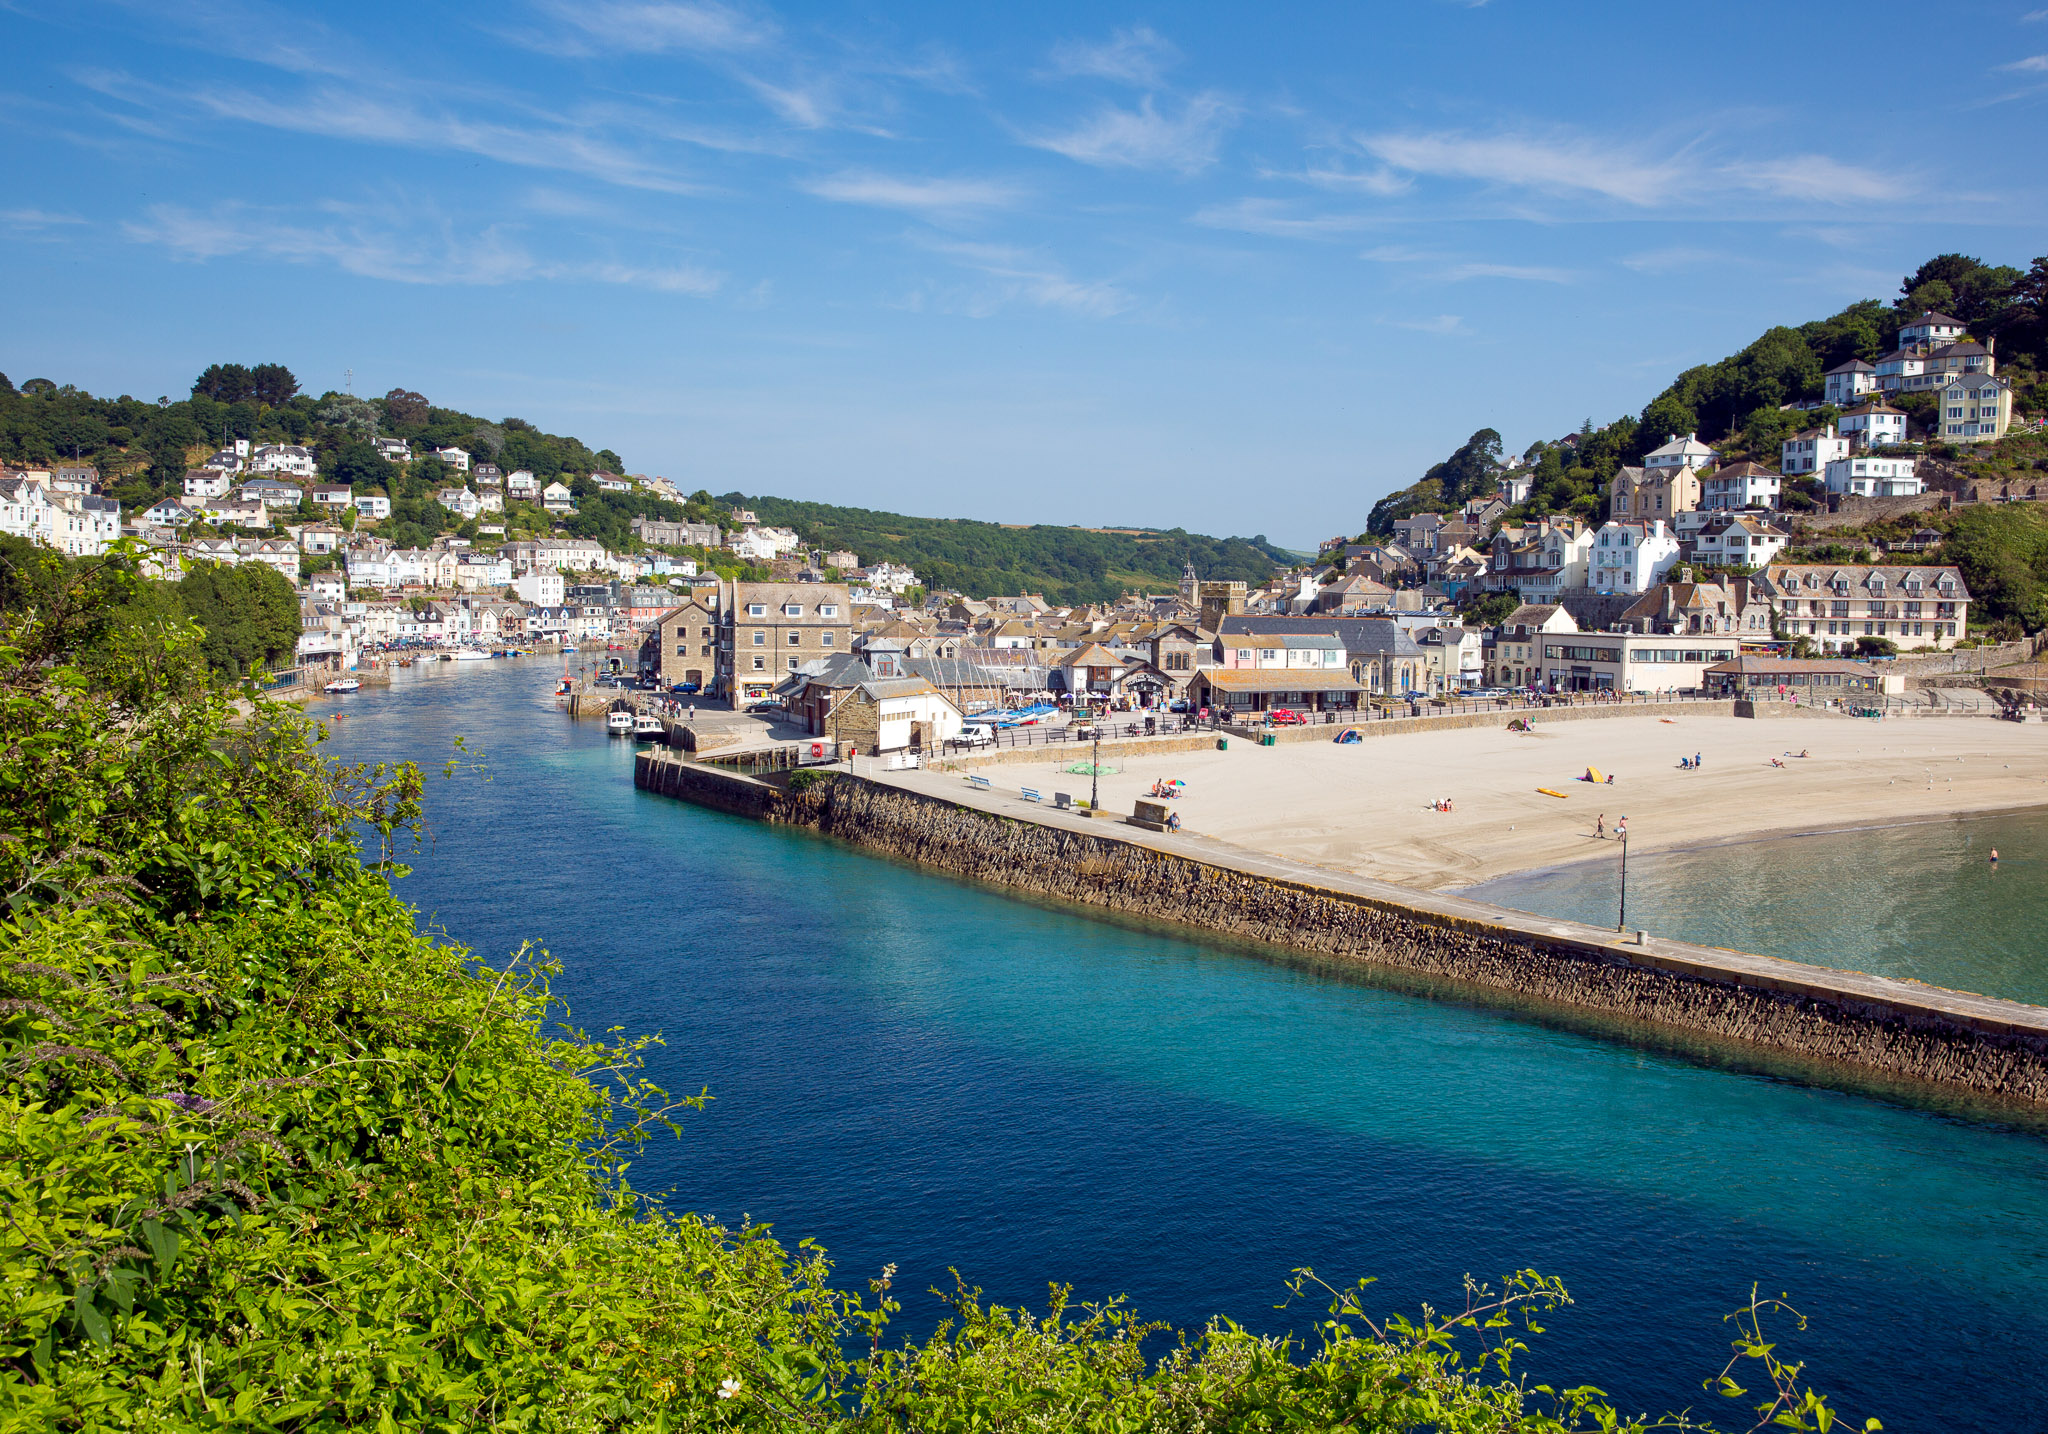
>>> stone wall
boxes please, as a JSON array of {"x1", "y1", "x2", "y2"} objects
[
  {"x1": 634, "y1": 752, "x2": 2048, "y2": 1106},
  {"x1": 1890, "y1": 635, "x2": 2046, "y2": 679}
]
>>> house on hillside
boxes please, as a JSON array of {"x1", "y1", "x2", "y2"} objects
[
  {"x1": 1780, "y1": 424, "x2": 1850, "y2": 476},
  {"x1": 1823, "y1": 455, "x2": 1922, "y2": 498},
  {"x1": 1608, "y1": 464, "x2": 1701, "y2": 520},
  {"x1": 1823, "y1": 359, "x2": 1877, "y2": 407},
  {"x1": 1642, "y1": 432, "x2": 1716, "y2": 474},
  {"x1": 1700, "y1": 461, "x2": 1781, "y2": 512},
  {"x1": 435, "y1": 446, "x2": 471, "y2": 472},
  {"x1": 1760, "y1": 563, "x2": 1969, "y2": 651},
  {"x1": 541, "y1": 482, "x2": 576, "y2": 514},
  {"x1": 1898, "y1": 310, "x2": 1967, "y2": 350},
  {"x1": 1837, "y1": 401, "x2": 1908, "y2": 451},
  {"x1": 1938, "y1": 372, "x2": 2013, "y2": 444},
  {"x1": 1589, "y1": 519, "x2": 1680, "y2": 595}
]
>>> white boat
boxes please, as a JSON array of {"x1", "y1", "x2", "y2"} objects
[
  {"x1": 449, "y1": 649, "x2": 491, "y2": 662},
  {"x1": 633, "y1": 714, "x2": 665, "y2": 738},
  {"x1": 323, "y1": 677, "x2": 361, "y2": 694},
  {"x1": 606, "y1": 710, "x2": 635, "y2": 734}
]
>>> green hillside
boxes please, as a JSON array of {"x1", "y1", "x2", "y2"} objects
[
  {"x1": 1367, "y1": 252, "x2": 2048, "y2": 536},
  {"x1": 725, "y1": 493, "x2": 1289, "y2": 606}
]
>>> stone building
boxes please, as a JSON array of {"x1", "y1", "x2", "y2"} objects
[
  {"x1": 723, "y1": 580, "x2": 854, "y2": 705},
  {"x1": 647, "y1": 598, "x2": 720, "y2": 689}
]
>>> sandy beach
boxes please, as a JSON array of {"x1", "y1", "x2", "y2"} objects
[{"x1": 995, "y1": 713, "x2": 2048, "y2": 890}]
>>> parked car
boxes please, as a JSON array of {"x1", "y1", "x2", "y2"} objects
[
  {"x1": 956, "y1": 724, "x2": 996, "y2": 747},
  {"x1": 672, "y1": 681, "x2": 701, "y2": 694},
  {"x1": 744, "y1": 700, "x2": 782, "y2": 715},
  {"x1": 1266, "y1": 708, "x2": 1307, "y2": 726}
]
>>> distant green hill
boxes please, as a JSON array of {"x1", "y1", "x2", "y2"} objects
[
  {"x1": 725, "y1": 493, "x2": 1288, "y2": 606},
  {"x1": 1366, "y1": 251, "x2": 2048, "y2": 537}
]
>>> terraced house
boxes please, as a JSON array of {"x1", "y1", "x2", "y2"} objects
[
  {"x1": 720, "y1": 581, "x2": 853, "y2": 705},
  {"x1": 1760, "y1": 564, "x2": 1970, "y2": 652}
]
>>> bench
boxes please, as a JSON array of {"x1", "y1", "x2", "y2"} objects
[
  {"x1": 1020, "y1": 787, "x2": 1042, "y2": 803},
  {"x1": 965, "y1": 775, "x2": 992, "y2": 790},
  {"x1": 1053, "y1": 792, "x2": 1072, "y2": 810}
]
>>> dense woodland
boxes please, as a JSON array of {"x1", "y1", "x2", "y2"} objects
[
  {"x1": 1368, "y1": 253, "x2": 2048, "y2": 536},
  {"x1": 728, "y1": 493, "x2": 1291, "y2": 606}
]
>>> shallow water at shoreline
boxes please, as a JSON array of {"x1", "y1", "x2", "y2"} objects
[
  {"x1": 320, "y1": 662, "x2": 2048, "y2": 1431},
  {"x1": 1467, "y1": 812, "x2": 2048, "y2": 1006}
]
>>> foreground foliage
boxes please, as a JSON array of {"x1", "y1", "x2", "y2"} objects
[{"x1": 0, "y1": 554, "x2": 1873, "y2": 1430}]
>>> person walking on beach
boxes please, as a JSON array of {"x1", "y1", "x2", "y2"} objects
[
  {"x1": 1596, "y1": 813, "x2": 1606, "y2": 840},
  {"x1": 1616, "y1": 815, "x2": 1628, "y2": 841}
]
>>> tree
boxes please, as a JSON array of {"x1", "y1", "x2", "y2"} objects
[
  {"x1": 317, "y1": 395, "x2": 379, "y2": 440},
  {"x1": 250, "y1": 362, "x2": 299, "y2": 406},
  {"x1": 1459, "y1": 589, "x2": 1521, "y2": 628},
  {"x1": 331, "y1": 440, "x2": 396, "y2": 491},
  {"x1": 192, "y1": 363, "x2": 255, "y2": 403},
  {"x1": 174, "y1": 562, "x2": 302, "y2": 676},
  {"x1": 142, "y1": 410, "x2": 202, "y2": 484},
  {"x1": 384, "y1": 388, "x2": 430, "y2": 427}
]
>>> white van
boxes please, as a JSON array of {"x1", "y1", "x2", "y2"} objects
[{"x1": 957, "y1": 723, "x2": 996, "y2": 747}]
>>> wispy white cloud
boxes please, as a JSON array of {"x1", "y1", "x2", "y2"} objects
[
  {"x1": 76, "y1": 70, "x2": 703, "y2": 194},
  {"x1": 519, "y1": 0, "x2": 770, "y2": 55},
  {"x1": 2000, "y1": 52, "x2": 2048, "y2": 69},
  {"x1": 802, "y1": 171, "x2": 1022, "y2": 215},
  {"x1": 1620, "y1": 246, "x2": 1726, "y2": 274},
  {"x1": 1442, "y1": 261, "x2": 1572, "y2": 284},
  {"x1": 1358, "y1": 126, "x2": 1907, "y2": 207},
  {"x1": 1047, "y1": 26, "x2": 1180, "y2": 86},
  {"x1": 1191, "y1": 198, "x2": 1374, "y2": 240},
  {"x1": 126, "y1": 201, "x2": 724, "y2": 294},
  {"x1": 0, "y1": 208, "x2": 87, "y2": 229},
  {"x1": 1027, "y1": 93, "x2": 1234, "y2": 173},
  {"x1": 916, "y1": 239, "x2": 1136, "y2": 319},
  {"x1": 1387, "y1": 314, "x2": 1466, "y2": 334},
  {"x1": 1264, "y1": 161, "x2": 1410, "y2": 196}
]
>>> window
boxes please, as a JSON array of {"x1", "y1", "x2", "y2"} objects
[
  {"x1": 752, "y1": 656, "x2": 765, "y2": 671},
  {"x1": 787, "y1": 631, "x2": 800, "y2": 646},
  {"x1": 747, "y1": 603, "x2": 766, "y2": 617},
  {"x1": 676, "y1": 642, "x2": 687, "y2": 655},
  {"x1": 788, "y1": 657, "x2": 799, "y2": 671},
  {"x1": 821, "y1": 632, "x2": 834, "y2": 647},
  {"x1": 820, "y1": 604, "x2": 838, "y2": 618},
  {"x1": 784, "y1": 604, "x2": 802, "y2": 617},
  {"x1": 752, "y1": 630, "x2": 765, "y2": 646}
]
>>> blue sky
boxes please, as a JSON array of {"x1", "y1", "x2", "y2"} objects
[{"x1": 5, "y1": 1, "x2": 2047, "y2": 548}]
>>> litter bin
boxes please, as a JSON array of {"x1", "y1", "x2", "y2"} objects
[
  {"x1": 1216, "y1": 736, "x2": 1229, "y2": 751},
  {"x1": 1260, "y1": 733, "x2": 1277, "y2": 747}
]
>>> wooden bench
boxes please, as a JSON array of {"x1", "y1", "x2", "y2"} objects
[
  {"x1": 1020, "y1": 787, "x2": 1042, "y2": 802},
  {"x1": 965, "y1": 775, "x2": 992, "y2": 790}
]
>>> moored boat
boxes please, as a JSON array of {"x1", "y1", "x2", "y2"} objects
[
  {"x1": 323, "y1": 677, "x2": 361, "y2": 694},
  {"x1": 633, "y1": 714, "x2": 665, "y2": 738},
  {"x1": 606, "y1": 710, "x2": 635, "y2": 734}
]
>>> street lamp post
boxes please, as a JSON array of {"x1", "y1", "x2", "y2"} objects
[
  {"x1": 1090, "y1": 723, "x2": 1101, "y2": 811},
  {"x1": 1616, "y1": 827, "x2": 1629, "y2": 933}
]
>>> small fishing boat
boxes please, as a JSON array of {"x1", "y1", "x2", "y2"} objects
[
  {"x1": 633, "y1": 714, "x2": 665, "y2": 739},
  {"x1": 323, "y1": 677, "x2": 361, "y2": 694},
  {"x1": 606, "y1": 710, "x2": 635, "y2": 735},
  {"x1": 450, "y1": 649, "x2": 490, "y2": 662}
]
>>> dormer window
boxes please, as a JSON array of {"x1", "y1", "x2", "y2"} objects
[
  {"x1": 747, "y1": 603, "x2": 767, "y2": 617},
  {"x1": 784, "y1": 604, "x2": 803, "y2": 618}
]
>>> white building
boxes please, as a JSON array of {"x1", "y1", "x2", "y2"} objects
[
  {"x1": 1699, "y1": 463, "x2": 1780, "y2": 512},
  {"x1": 354, "y1": 494, "x2": 392, "y2": 521},
  {"x1": 196, "y1": 499, "x2": 270, "y2": 530},
  {"x1": 1643, "y1": 432, "x2": 1716, "y2": 473},
  {"x1": 1898, "y1": 310, "x2": 1967, "y2": 350},
  {"x1": 1938, "y1": 372, "x2": 2013, "y2": 445},
  {"x1": 1823, "y1": 455, "x2": 1923, "y2": 498},
  {"x1": 865, "y1": 561, "x2": 921, "y2": 594},
  {"x1": 240, "y1": 480, "x2": 304, "y2": 510},
  {"x1": 184, "y1": 469, "x2": 233, "y2": 499},
  {"x1": 435, "y1": 446, "x2": 472, "y2": 473},
  {"x1": 141, "y1": 498, "x2": 197, "y2": 527},
  {"x1": 373, "y1": 437, "x2": 411, "y2": 464},
  {"x1": 1690, "y1": 512, "x2": 1789, "y2": 570},
  {"x1": 1497, "y1": 471, "x2": 1533, "y2": 505},
  {"x1": 1590, "y1": 519, "x2": 1681, "y2": 595},
  {"x1": 308, "y1": 572, "x2": 347, "y2": 601},
  {"x1": 248, "y1": 444, "x2": 317, "y2": 479},
  {"x1": 541, "y1": 482, "x2": 576, "y2": 513},
  {"x1": 1837, "y1": 401, "x2": 1909, "y2": 451},
  {"x1": 513, "y1": 570, "x2": 566, "y2": 606},
  {"x1": 506, "y1": 469, "x2": 539, "y2": 498},
  {"x1": 1822, "y1": 360, "x2": 1877, "y2": 408},
  {"x1": 436, "y1": 487, "x2": 482, "y2": 521},
  {"x1": 1781, "y1": 424, "x2": 1850, "y2": 476},
  {"x1": 310, "y1": 484, "x2": 353, "y2": 509},
  {"x1": 728, "y1": 528, "x2": 781, "y2": 563}
]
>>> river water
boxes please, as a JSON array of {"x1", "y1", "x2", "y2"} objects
[{"x1": 323, "y1": 662, "x2": 2048, "y2": 1431}]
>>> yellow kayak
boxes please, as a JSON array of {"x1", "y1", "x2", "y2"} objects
[{"x1": 1536, "y1": 787, "x2": 1569, "y2": 799}]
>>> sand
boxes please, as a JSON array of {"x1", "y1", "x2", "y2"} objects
[{"x1": 1001, "y1": 714, "x2": 2048, "y2": 890}]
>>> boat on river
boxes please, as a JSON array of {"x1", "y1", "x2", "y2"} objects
[
  {"x1": 322, "y1": 677, "x2": 361, "y2": 694},
  {"x1": 606, "y1": 710, "x2": 635, "y2": 735},
  {"x1": 633, "y1": 714, "x2": 665, "y2": 739}
]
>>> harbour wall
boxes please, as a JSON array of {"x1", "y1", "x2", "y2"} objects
[
  {"x1": 635, "y1": 750, "x2": 2048, "y2": 1106},
  {"x1": 1240, "y1": 699, "x2": 1737, "y2": 746}
]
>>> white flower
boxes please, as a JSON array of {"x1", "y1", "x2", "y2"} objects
[{"x1": 718, "y1": 1378, "x2": 743, "y2": 1400}]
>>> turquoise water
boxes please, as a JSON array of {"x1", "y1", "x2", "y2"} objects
[
  {"x1": 1469, "y1": 813, "x2": 2048, "y2": 1005},
  {"x1": 323, "y1": 663, "x2": 2048, "y2": 1431}
]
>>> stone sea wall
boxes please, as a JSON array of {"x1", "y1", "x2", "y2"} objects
[{"x1": 634, "y1": 753, "x2": 2048, "y2": 1105}]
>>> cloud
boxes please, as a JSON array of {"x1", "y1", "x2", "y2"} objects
[
  {"x1": 1047, "y1": 26, "x2": 1180, "y2": 86},
  {"x1": 1387, "y1": 315, "x2": 1466, "y2": 335},
  {"x1": 1266, "y1": 161, "x2": 1410, "y2": 196},
  {"x1": 0, "y1": 208, "x2": 87, "y2": 229},
  {"x1": 2001, "y1": 53, "x2": 2048, "y2": 69},
  {"x1": 802, "y1": 171, "x2": 1022, "y2": 215},
  {"x1": 1727, "y1": 154, "x2": 1905, "y2": 202},
  {"x1": 126, "y1": 202, "x2": 724, "y2": 294},
  {"x1": 1620, "y1": 246, "x2": 1726, "y2": 274},
  {"x1": 1027, "y1": 93, "x2": 1234, "y2": 173},
  {"x1": 1360, "y1": 129, "x2": 1686, "y2": 205},
  {"x1": 1191, "y1": 198, "x2": 1375, "y2": 239},
  {"x1": 1359, "y1": 126, "x2": 1908, "y2": 208},
  {"x1": 1442, "y1": 261, "x2": 1572, "y2": 284},
  {"x1": 521, "y1": 0, "x2": 770, "y2": 55},
  {"x1": 918, "y1": 239, "x2": 1136, "y2": 319},
  {"x1": 93, "y1": 74, "x2": 704, "y2": 193}
]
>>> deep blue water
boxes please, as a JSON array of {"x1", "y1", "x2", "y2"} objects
[{"x1": 322, "y1": 662, "x2": 2048, "y2": 1431}]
